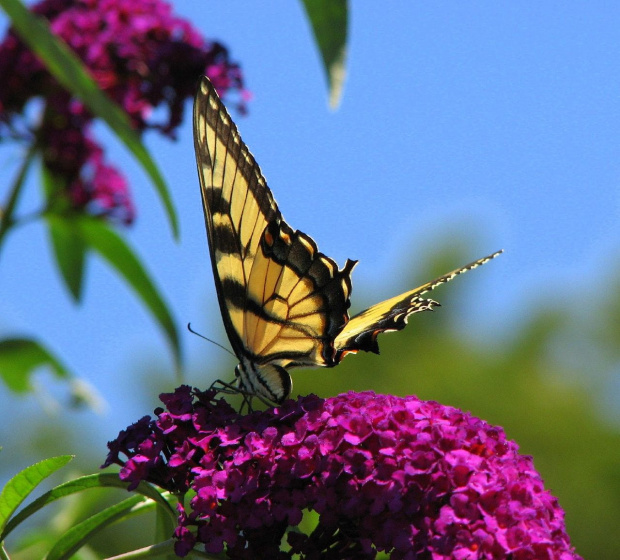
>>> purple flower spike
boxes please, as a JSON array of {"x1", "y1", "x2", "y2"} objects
[
  {"x1": 0, "y1": 0, "x2": 247, "y2": 226},
  {"x1": 104, "y1": 388, "x2": 582, "y2": 559}
]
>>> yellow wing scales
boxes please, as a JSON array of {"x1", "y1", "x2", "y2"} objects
[{"x1": 193, "y1": 75, "x2": 502, "y2": 405}]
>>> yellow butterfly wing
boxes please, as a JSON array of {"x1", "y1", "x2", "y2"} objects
[
  {"x1": 193, "y1": 77, "x2": 355, "y2": 403},
  {"x1": 333, "y1": 251, "x2": 503, "y2": 359}
]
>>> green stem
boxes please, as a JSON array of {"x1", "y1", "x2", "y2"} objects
[
  {"x1": 0, "y1": 142, "x2": 38, "y2": 256},
  {"x1": 9, "y1": 208, "x2": 48, "y2": 229},
  {"x1": 104, "y1": 538, "x2": 220, "y2": 559}
]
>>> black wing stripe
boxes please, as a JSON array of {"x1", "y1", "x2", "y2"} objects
[
  {"x1": 208, "y1": 188, "x2": 231, "y2": 215},
  {"x1": 212, "y1": 223, "x2": 241, "y2": 255},
  {"x1": 219, "y1": 277, "x2": 250, "y2": 311}
]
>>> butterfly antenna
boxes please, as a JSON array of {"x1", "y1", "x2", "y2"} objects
[{"x1": 187, "y1": 323, "x2": 236, "y2": 358}]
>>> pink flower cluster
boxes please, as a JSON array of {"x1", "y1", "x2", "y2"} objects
[
  {"x1": 104, "y1": 387, "x2": 582, "y2": 560},
  {"x1": 68, "y1": 142, "x2": 135, "y2": 224},
  {"x1": 0, "y1": 0, "x2": 247, "y2": 225}
]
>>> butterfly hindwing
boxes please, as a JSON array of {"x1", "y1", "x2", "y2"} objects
[
  {"x1": 333, "y1": 250, "x2": 503, "y2": 359},
  {"x1": 250, "y1": 219, "x2": 356, "y2": 368}
]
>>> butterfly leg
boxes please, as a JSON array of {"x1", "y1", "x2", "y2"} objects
[{"x1": 208, "y1": 377, "x2": 259, "y2": 412}]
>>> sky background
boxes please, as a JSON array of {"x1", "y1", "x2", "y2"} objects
[{"x1": 1, "y1": 3, "x2": 620, "y2": 466}]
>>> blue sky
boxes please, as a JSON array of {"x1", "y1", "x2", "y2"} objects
[{"x1": 1, "y1": 3, "x2": 620, "y2": 444}]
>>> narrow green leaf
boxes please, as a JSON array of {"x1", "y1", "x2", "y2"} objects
[
  {"x1": 2, "y1": 473, "x2": 176, "y2": 540},
  {"x1": 301, "y1": 0, "x2": 348, "y2": 108},
  {"x1": 41, "y1": 166, "x2": 86, "y2": 301},
  {"x1": 0, "y1": 456, "x2": 74, "y2": 534},
  {"x1": 0, "y1": 338, "x2": 70, "y2": 393},
  {"x1": 155, "y1": 502, "x2": 177, "y2": 554},
  {"x1": 0, "y1": 0, "x2": 179, "y2": 238},
  {"x1": 47, "y1": 495, "x2": 153, "y2": 560},
  {"x1": 0, "y1": 142, "x2": 37, "y2": 256},
  {"x1": 46, "y1": 215, "x2": 86, "y2": 302},
  {"x1": 76, "y1": 217, "x2": 181, "y2": 371}
]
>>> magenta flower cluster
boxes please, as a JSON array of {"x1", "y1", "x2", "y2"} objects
[
  {"x1": 104, "y1": 387, "x2": 582, "y2": 560},
  {"x1": 0, "y1": 0, "x2": 247, "y2": 225}
]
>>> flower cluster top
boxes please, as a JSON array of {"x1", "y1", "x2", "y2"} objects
[
  {"x1": 0, "y1": 0, "x2": 247, "y2": 225},
  {"x1": 104, "y1": 387, "x2": 582, "y2": 560}
]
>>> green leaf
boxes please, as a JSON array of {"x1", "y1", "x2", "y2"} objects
[
  {"x1": 47, "y1": 495, "x2": 154, "y2": 560},
  {"x1": 46, "y1": 215, "x2": 86, "y2": 302},
  {"x1": 76, "y1": 217, "x2": 181, "y2": 371},
  {"x1": 155, "y1": 503, "x2": 177, "y2": 554},
  {"x1": 0, "y1": 338, "x2": 70, "y2": 393},
  {"x1": 2, "y1": 473, "x2": 176, "y2": 540},
  {"x1": 0, "y1": 456, "x2": 74, "y2": 535},
  {"x1": 0, "y1": 143, "x2": 37, "y2": 256},
  {"x1": 301, "y1": 0, "x2": 348, "y2": 108},
  {"x1": 41, "y1": 166, "x2": 86, "y2": 301},
  {"x1": 0, "y1": 0, "x2": 179, "y2": 238}
]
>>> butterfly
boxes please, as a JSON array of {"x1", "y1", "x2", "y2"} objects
[{"x1": 193, "y1": 76, "x2": 502, "y2": 406}]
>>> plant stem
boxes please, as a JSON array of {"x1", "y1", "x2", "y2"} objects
[
  {"x1": 0, "y1": 142, "x2": 38, "y2": 257},
  {"x1": 103, "y1": 538, "x2": 221, "y2": 559}
]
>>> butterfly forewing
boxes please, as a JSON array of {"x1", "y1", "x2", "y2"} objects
[{"x1": 194, "y1": 84, "x2": 273, "y2": 355}]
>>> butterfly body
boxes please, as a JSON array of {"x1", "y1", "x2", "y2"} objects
[{"x1": 193, "y1": 76, "x2": 501, "y2": 406}]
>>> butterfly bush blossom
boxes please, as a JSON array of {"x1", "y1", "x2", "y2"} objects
[
  {"x1": 104, "y1": 387, "x2": 582, "y2": 559},
  {"x1": 0, "y1": 0, "x2": 247, "y2": 225}
]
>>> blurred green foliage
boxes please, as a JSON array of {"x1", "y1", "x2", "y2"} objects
[{"x1": 2, "y1": 245, "x2": 619, "y2": 559}]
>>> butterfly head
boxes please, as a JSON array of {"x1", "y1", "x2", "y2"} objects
[{"x1": 235, "y1": 358, "x2": 292, "y2": 406}]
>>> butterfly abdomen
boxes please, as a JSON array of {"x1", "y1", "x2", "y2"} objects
[{"x1": 236, "y1": 358, "x2": 292, "y2": 405}]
